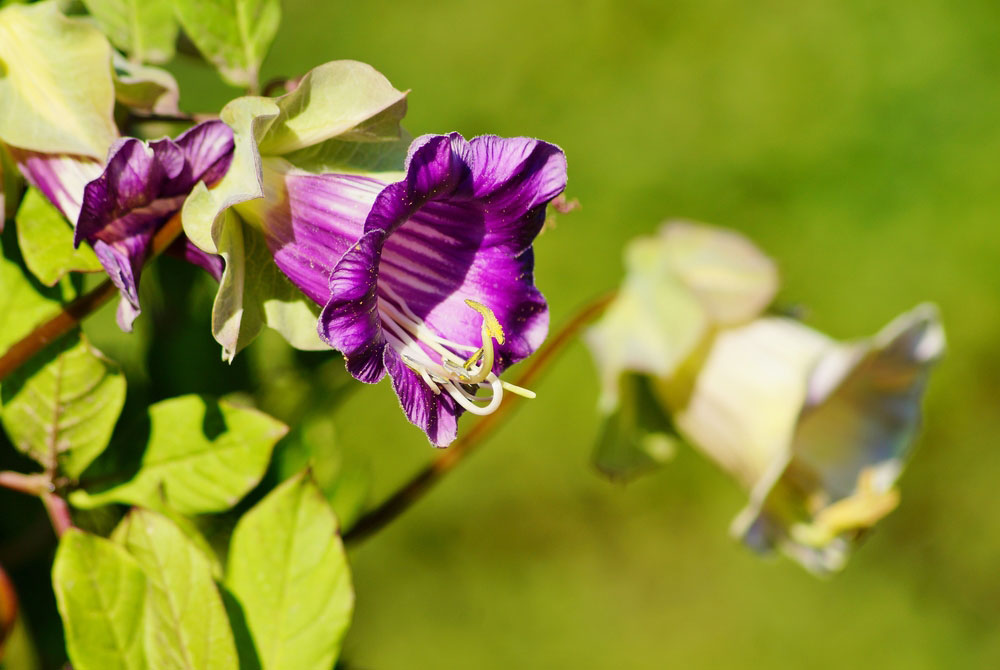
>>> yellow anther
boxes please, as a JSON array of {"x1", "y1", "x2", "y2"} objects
[
  {"x1": 459, "y1": 300, "x2": 505, "y2": 384},
  {"x1": 465, "y1": 299, "x2": 505, "y2": 344}
]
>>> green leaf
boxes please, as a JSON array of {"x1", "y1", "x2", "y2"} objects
[
  {"x1": 593, "y1": 374, "x2": 679, "y2": 482},
  {"x1": 0, "y1": 2, "x2": 117, "y2": 158},
  {"x1": 81, "y1": 0, "x2": 177, "y2": 64},
  {"x1": 0, "y1": 143, "x2": 22, "y2": 225},
  {"x1": 274, "y1": 417, "x2": 370, "y2": 531},
  {"x1": 226, "y1": 472, "x2": 353, "y2": 670},
  {"x1": 172, "y1": 0, "x2": 280, "y2": 89},
  {"x1": 112, "y1": 54, "x2": 180, "y2": 114},
  {"x1": 0, "y1": 234, "x2": 77, "y2": 359},
  {"x1": 52, "y1": 529, "x2": 148, "y2": 670},
  {"x1": 15, "y1": 187, "x2": 102, "y2": 286},
  {"x1": 113, "y1": 509, "x2": 238, "y2": 670},
  {"x1": 0, "y1": 333, "x2": 124, "y2": 478},
  {"x1": 181, "y1": 61, "x2": 407, "y2": 359},
  {"x1": 71, "y1": 395, "x2": 288, "y2": 514}
]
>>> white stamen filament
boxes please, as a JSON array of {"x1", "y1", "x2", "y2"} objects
[{"x1": 376, "y1": 287, "x2": 534, "y2": 416}]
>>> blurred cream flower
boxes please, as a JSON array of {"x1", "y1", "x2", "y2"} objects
[
  {"x1": 587, "y1": 220, "x2": 778, "y2": 410},
  {"x1": 658, "y1": 306, "x2": 945, "y2": 574},
  {"x1": 587, "y1": 220, "x2": 945, "y2": 572},
  {"x1": 585, "y1": 221, "x2": 778, "y2": 479}
]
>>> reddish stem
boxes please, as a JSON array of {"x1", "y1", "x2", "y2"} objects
[
  {"x1": 343, "y1": 292, "x2": 616, "y2": 545},
  {"x1": 0, "y1": 213, "x2": 184, "y2": 383}
]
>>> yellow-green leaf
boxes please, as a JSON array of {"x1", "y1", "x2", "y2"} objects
[
  {"x1": 15, "y1": 187, "x2": 102, "y2": 286},
  {"x1": 71, "y1": 395, "x2": 287, "y2": 514},
  {"x1": 52, "y1": 530, "x2": 148, "y2": 670},
  {"x1": 0, "y1": 2, "x2": 117, "y2": 158},
  {"x1": 172, "y1": 0, "x2": 280, "y2": 89},
  {"x1": 0, "y1": 334, "x2": 126, "y2": 478},
  {"x1": 226, "y1": 472, "x2": 353, "y2": 670},
  {"x1": 113, "y1": 510, "x2": 238, "y2": 670},
  {"x1": 81, "y1": 0, "x2": 177, "y2": 64},
  {"x1": 0, "y1": 234, "x2": 77, "y2": 359}
]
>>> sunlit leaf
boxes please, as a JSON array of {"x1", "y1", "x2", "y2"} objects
[
  {"x1": 71, "y1": 395, "x2": 287, "y2": 514},
  {"x1": 113, "y1": 509, "x2": 238, "y2": 670},
  {"x1": 15, "y1": 187, "x2": 102, "y2": 286},
  {"x1": 0, "y1": 2, "x2": 117, "y2": 158},
  {"x1": 81, "y1": 0, "x2": 177, "y2": 64},
  {"x1": 0, "y1": 334, "x2": 125, "y2": 478},
  {"x1": 226, "y1": 472, "x2": 353, "y2": 670},
  {"x1": 52, "y1": 529, "x2": 148, "y2": 670},
  {"x1": 172, "y1": 0, "x2": 281, "y2": 89},
  {"x1": 0, "y1": 235, "x2": 76, "y2": 359}
]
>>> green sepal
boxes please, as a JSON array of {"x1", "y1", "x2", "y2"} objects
[
  {"x1": 593, "y1": 374, "x2": 679, "y2": 482},
  {"x1": 181, "y1": 60, "x2": 408, "y2": 360}
]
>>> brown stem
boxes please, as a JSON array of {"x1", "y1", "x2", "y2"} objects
[
  {"x1": 343, "y1": 292, "x2": 616, "y2": 545},
  {"x1": 0, "y1": 213, "x2": 185, "y2": 383}
]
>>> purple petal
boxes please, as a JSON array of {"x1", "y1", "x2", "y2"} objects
[
  {"x1": 7, "y1": 148, "x2": 103, "y2": 222},
  {"x1": 384, "y1": 347, "x2": 459, "y2": 447},
  {"x1": 261, "y1": 172, "x2": 383, "y2": 305},
  {"x1": 323, "y1": 133, "x2": 563, "y2": 373},
  {"x1": 167, "y1": 237, "x2": 225, "y2": 281},
  {"x1": 320, "y1": 228, "x2": 387, "y2": 383},
  {"x1": 76, "y1": 120, "x2": 234, "y2": 330},
  {"x1": 92, "y1": 238, "x2": 147, "y2": 331}
]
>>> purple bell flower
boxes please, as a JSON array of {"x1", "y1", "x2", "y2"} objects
[{"x1": 253, "y1": 133, "x2": 567, "y2": 445}]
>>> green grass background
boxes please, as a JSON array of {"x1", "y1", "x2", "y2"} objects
[
  {"x1": 10, "y1": 0, "x2": 1000, "y2": 667},
  {"x1": 252, "y1": 0, "x2": 1000, "y2": 667}
]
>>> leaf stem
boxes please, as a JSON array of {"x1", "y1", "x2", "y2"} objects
[
  {"x1": 343, "y1": 292, "x2": 616, "y2": 545},
  {"x1": 0, "y1": 213, "x2": 185, "y2": 383},
  {"x1": 40, "y1": 492, "x2": 73, "y2": 538},
  {"x1": 0, "y1": 472, "x2": 50, "y2": 496}
]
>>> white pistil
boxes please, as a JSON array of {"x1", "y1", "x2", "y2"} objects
[{"x1": 376, "y1": 287, "x2": 534, "y2": 415}]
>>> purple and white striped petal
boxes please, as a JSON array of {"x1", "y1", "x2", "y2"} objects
[
  {"x1": 257, "y1": 132, "x2": 566, "y2": 445},
  {"x1": 76, "y1": 120, "x2": 234, "y2": 330},
  {"x1": 7, "y1": 148, "x2": 103, "y2": 223}
]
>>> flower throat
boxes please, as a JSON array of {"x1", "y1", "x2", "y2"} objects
[{"x1": 376, "y1": 284, "x2": 536, "y2": 415}]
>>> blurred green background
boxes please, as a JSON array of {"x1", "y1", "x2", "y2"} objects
[{"x1": 7, "y1": 0, "x2": 1000, "y2": 667}]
